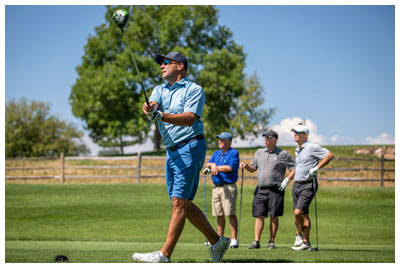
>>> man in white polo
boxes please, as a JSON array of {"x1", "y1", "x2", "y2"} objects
[{"x1": 280, "y1": 125, "x2": 334, "y2": 251}]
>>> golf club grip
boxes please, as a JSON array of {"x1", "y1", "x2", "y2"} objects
[{"x1": 140, "y1": 80, "x2": 150, "y2": 106}]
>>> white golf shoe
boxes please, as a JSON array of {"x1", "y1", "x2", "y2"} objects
[
  {"x1": 294, "y1": 234, "x2": 303, "y2": 247},
  {"x1": 267, "y1": 241, "x2": 276, "y2": 249},
  {"x1": 209, "y1": 236, "x2": 230, "y2": 262},
  {"x1": 230, "y1": 238, "x2": 239, "y2": 248},
  {"x1": 132, "y1": 251, "x2": 170, "y2": 263},
  {"x1": 291, "y1": 242, "x2": 311, "y2": 251}
]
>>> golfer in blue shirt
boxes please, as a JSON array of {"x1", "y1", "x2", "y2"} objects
[
  {"x1": 203, "y1": 132, "x2": 240, "y2": 248},
  {"x1": 134, "y1": 52, "x2": 230, "y2": 263}
]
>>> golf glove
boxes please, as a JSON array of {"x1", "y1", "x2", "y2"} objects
[
  {"x1": 309, "y1": 166, "x2": 318, "y2": 178},
  {"x1": 279, "y1": 177, "x2": 290, "y2": 191},
  {"x1": 147, "y1": 110, "x2": 163, "y2": 121},
  {"x1": 203, "y1": 167, "x2": 211, "y2": 175}
]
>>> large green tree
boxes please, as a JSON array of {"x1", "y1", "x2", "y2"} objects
[
  {"x1": 70, "y1": 5, "x2": 273, "y2": 152},
  {"x1": 229, "y1": 73, "x2": 276, "y2": 141},
  {"x1": 5, "y1": 98, "x2": 89, "y2": 157}
]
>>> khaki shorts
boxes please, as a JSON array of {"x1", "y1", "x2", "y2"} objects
[{"x1": 212, "y1": 184, "x2": 237, "y2": 216}]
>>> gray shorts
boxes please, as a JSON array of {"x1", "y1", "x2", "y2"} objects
[
  {"x1": 252, "y1": 185, "x2": 284, "y2": 218},
  {"x1": 292, "y1": 180, "x2": 318, "y2": 214}
]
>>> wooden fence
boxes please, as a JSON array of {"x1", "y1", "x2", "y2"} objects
[{"x1": 5, "y1": 151, "x2": 395, "y2": 187}]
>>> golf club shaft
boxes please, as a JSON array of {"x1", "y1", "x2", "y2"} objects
[
  {"x1": 123, "y1": 35, "x2": 150, "y2": 106},
  {"x1": 204, "y1": 174, "x2": 207, "y2": 218},
  {"x1": 313, "y1": 175, "x2": 319, "y2": 249},
  {"x1": 238, "y1": 169, "x2": 244, "y2": 241}
]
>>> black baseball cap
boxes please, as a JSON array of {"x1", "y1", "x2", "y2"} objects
[
  {"x1": 155, "y1": 52, "x2": 188, "y2": 70},
  {"x1": 262, "y1": 130, "x2": 278, "y2": 139}
]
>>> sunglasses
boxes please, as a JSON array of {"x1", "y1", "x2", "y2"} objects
[
  {"x1": 294, "y1": 131, "x2": 305, "y2": 135},
  {"x1": 161, "y1": 59, "x2": 179, "y2": 66}
]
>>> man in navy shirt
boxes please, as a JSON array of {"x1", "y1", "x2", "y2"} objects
[{"x1": 204, "y1": 132, "x2": 240, "y2": 248}]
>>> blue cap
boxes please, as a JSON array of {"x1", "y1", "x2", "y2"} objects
[
  {"x1": 155, "y1": 52, "x2": 188, "y2": 70},
  {"x1": 216, "y1": 132, "x2": 232, "y2": 141}
]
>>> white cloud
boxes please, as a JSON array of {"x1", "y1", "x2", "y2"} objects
[
  {"x1": 365, "y1": 132, "x2": 395, "y2": 145},
  {"x1": 233, "y1": 134, "x2": 264, "y2": 148},
  {"x1": 233, "y1": 117, "x2": 327, "y2": 147},
  {"x1": 270, "y1": 117, "x2": 327, "y2": 145}
]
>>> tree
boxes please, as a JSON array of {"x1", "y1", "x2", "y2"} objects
[
  {"x1": 5, "y1": 98, "x2": 89, "y2": 157},
  {"x1": 70, "y1": 5, "x2": 273, "y2": 152},
  {"x1": 230, "y1": 73, "x2": 276, "y2": 143}
]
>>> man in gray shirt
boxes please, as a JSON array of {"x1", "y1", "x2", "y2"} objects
[
  {"x1": 280, "y1": 125, "x2": 334, "y2": 251},
  {"x1": 239, "y1": 130, "x2": 295, "y2": 249}
]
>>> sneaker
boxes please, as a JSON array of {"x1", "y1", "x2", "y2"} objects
[
  {"x1": 209, "y1": 236, "x2": 230, "y2": 262},
  {"x1": 248, "y1": 241, "x2": 260, "y2": 249},
  {"x1": 204, "y1": 241, "x2": 211, "y2": 246},
  {"x1": 291, "y1": 242, "x2": 311, "y2": 251},
  {"x1": 132, "y1": 251, "x2": 170, "y2": 263},
  {"x1": 294, "y1": 234, "x2": 303, "y2": 246},
  {"x1": 230, "y1": 239, "x2": 239, "y2": 248},
  {"x1": 267, "y1": 241, "x2": 276, "y2": 249}
]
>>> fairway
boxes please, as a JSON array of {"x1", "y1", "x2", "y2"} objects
[{"x1": 5, "y1": 184, "x2": 395, "y2": 263}]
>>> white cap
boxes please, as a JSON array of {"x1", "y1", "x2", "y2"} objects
[{"x1": 291, "y1": 125, "x2": 309, "y2": 135}]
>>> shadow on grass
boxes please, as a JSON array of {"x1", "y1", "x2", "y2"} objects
[
  {"x1": 176, "y1": 259, "x2": 294, "y2": 263},
  {"x1": 321, "y1": 249, "x2": 374, "y2": 252},
  {"x1": 225, "y1": 259, "x2": 294, "y2": 263}
]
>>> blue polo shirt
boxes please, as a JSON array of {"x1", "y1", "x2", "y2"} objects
[
  {"x1": 208, "y1": 148, "x2": 239, "y2": 185},
  {"x1": 149, "y1": 78, "x2": 205, "y2": 148}
]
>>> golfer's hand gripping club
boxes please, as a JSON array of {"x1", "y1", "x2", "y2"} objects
[
  {"x1": 309, "y1": 166, "x2": 319, "y2": 178},
  {"x1": 279, "y1": 177, "x2": 290, "y2": 191},
  {"x1": 203, "y1": 167, "x2": 211, "y2": 175},
  {"x1": 143, "y1": 102, "x2": 162, "y2": 121}
]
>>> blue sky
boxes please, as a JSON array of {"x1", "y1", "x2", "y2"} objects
[{"x1": 4, "y1": 3, "x2": 396, "y2": 155}]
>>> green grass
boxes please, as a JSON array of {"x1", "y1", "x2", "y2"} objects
[{"x1": 5, "y1": 184, "x2": 395, "y2": 263}]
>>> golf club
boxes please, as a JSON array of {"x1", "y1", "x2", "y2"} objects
[
  {"x1": 310, "y1": 174, "x2": 319, "y2": 251},
  {"x1": 112, "y1": 9, "x2": 150, "y2": 106},
  {"x1": 203, "y1": 168, "x2": 210, "y2": 246},
  {"x1": 237, "y1": 168, "x2": 244, "y2": 242},
  {"x1": 204, "y1": 172, "x2": 207, "y2": 219}
]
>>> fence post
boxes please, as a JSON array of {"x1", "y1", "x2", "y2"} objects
[
  {"x1": 60, "y1": 152, "x2": 65, "y2": 184},
  {"x1": 137, "y1": 152, "x2": 142, "y2": 184},
  {"x1": 380, "y1": 149, "x2": 384, "y2": 187}
]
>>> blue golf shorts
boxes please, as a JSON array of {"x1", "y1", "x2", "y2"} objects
[{"x1": 165, "y1": 138, "x2": 206, "y2": 201}]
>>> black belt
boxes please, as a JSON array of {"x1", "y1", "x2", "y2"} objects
[
  {"x1": 295, "y1": 180, "x2": 313, "y2": 184},
  {"x1": 259, "y1": 185, "x2": 278, "y2": 189},
  {"x1": 214, "y1": 183, "x2": 234, "y2": 187},
  {"x1": 167, "y1": 135, "x2": 204, "y2": 152}
]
